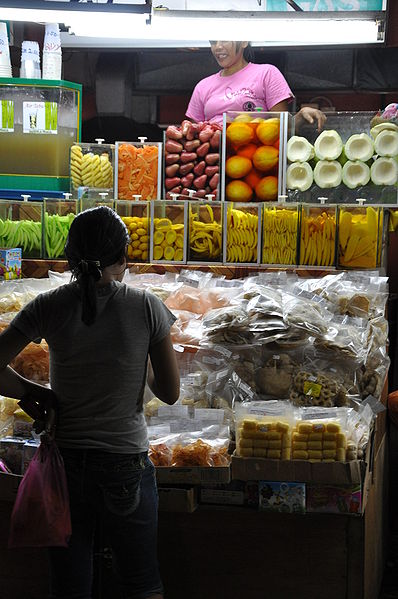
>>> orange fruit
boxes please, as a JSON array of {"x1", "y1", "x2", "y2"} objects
[
  {"x1": 252, "y1": 145, "x2": 279, "y2": 172},
  {"x1": 255, "y1": 176, "x2": 278, "y2": 201},
  {"x1": 256, "y1": 120, "x2": 280, "y2": 146},
  {"x1": 226, "y1": 122, "x2": 255, "y2": 147},
  {"x1": 244, "y1": 168, "x2": 263, "y2": 190},
  {"x1": 274, "y1": 139, "x2": 280, "y2": 151},
  {"x1": 225, "y1": 155, "x2": 252, "y2": 179},
  {"x1": 237, "y1": 143, "x2": 258, "y2": 160},
  {"x1": 225, "y1": 180, "x2": 253, "y2": 202}
]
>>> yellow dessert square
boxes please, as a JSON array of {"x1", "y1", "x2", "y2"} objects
[
  {"x1": 240, "y1": 429, "x2": 256, "y2": 440},
  {"x1": 322, "y1": 449, "x2": 336, "y2": 459},
  {"x1": 336, "y1": 448, "x2": 346, "y2": 462},
  {"x1": 308, "y1": 432, "x2": 323, "y2": 442},
  {"x1": 323, "y1": 432, "x2": 337, "y2": 442},
  {"x1": 267, "y1": 449, "x2": 281, "y2": 459},
  {"x1": 282, "y1": 434, "x2": 291, "y2": 449},
  {"x1": 253, "y1": 448, "x2": 268, "y2": 458},
  {"x1": 242, "y1": 419, "x2": 257, "y2": 431},
  {"x1": 292, "y1": 441, "x2": 307, "y2": 451},
  {"x1": 312, "y1": 423, "x2": 325, "y2": 432},
  {"x1": 323, "y1": 441, "x2": 337, "y2": 450},
  {"x1": 298, "y1": 423, "x2": 312, "y2": 434},
  {"x1": 276, "y1": 422, "x2": 290, "y2": 433},
  {"x1": 308, "y1": 450, "x2": 322, "y2": 459},
  {"x1": 293, "y1": 433, "x2": 308, "y2": 442},
  {"x1": 239, "y1": 438, "x2": 253, "y2": 449},
  {"x1": 308, "y1": 441, "x2": 322, "y2": 450},
  {"x1": 292, "y1": 450, "x2": 309, "y2": 460},
  {"x1": 239, "y1": 447, "x2": 254, "y2": 457},
  {"x1": 336, "y1": 433, "x2": 347, "y2": 449},
  {"x1": 252, "y1": 439, "x2": 268, "y2": 448},
  {"x1": 269, "y1": 440, "x2": 282, "y2": 450},
  {"x1": 326, "y1": 422, "x2": 341, "y2": 433}
]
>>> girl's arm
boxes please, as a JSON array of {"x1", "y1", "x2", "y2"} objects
[
  {"x1": 148, "y1": 333, "x2": 180, "y2": 406},
  {"x1": 270, "y1": 100, "x2": 326, "y2": 132}
]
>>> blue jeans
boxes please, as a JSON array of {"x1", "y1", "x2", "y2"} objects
[{"x1": 49, "y1": 449, "x2": 162, "y2": 599}]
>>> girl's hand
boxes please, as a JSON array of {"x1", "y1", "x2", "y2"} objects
[{"x1": 296, "y1": 107, "x2": 327, "y2": 131}]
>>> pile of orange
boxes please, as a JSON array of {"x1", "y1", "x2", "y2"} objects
[{"x1": 225, "y1": 116, "x2": 281, "y2": 202}]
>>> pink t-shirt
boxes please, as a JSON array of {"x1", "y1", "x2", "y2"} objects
[{"x1": 186, "y1": 62, "x2": 294, "y2": 126}]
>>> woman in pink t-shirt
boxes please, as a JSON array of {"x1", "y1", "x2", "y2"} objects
[{"x1": 186, "y1": 40, "x2": 325, "y2": 130}]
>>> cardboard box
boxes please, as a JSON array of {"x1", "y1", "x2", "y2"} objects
[
  {"x1": 200, "y1": 481, "x2": 245, "y2": 506},
  {"x1": 0, "y1": 248, "x2": 21, "y2": 279},
  {"x1": 156, "y1": 466, "x2": 230, "y2": 485},
  {"x1": 232, "y1": 453, "x2": 367, "y2": 484},
  {"x1": 0, "y1": 472, "x2": 22, "y2": 501},
  {"x1": 158, "y1": 487, "x2": 197, "y2": 513},
  {"x1": 259, "y1": 481, "x2": 306, "y2": 514},
  {"x1": 306, "y1": 483, "x2": 363, "y2": 515}
]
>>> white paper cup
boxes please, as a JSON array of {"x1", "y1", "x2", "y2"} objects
[
  {"x1": 42, "y1": 52, "x2": 62, "y2": 80},
  {"x1": 21, "y1": 41, "x2": 40, "y2": 65},
  {"x1": 0, "y1": 22, "x2": 11, "y2": 67},
  {"x1": 20, "y1": 61, "x2": 41, "y2": 79},
  {"x1": 44, "y1": 23, "x2": 61, "y2": 54}
]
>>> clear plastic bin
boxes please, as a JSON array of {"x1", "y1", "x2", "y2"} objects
[
  {"x1": 150, "y1": 200, "x2": 187, "y2": 263},
  {"x1": 69, "y1": 139, "x2": 114, "y2": 198},
  {"x1": 0, "y1": 199, "x2": 43, "y2": 258},
  {"x1": 287, "y1": 111, "x2": 398, "y2": 204},
  {"x1": 43, "y1": 197, "x2": 78, "y2": 259},
  {"x1": 222, "y1": 111, "x2": 291, "y2": 203},
  {"x1": 115, "y1": 140, "x2": 162, "y2": 201},
  {"x1": 223, "y1": 202, "x2": 261, "y2": 264},
  {"x1": 262, "y1": 202, "x2": 299, "y2": 266},
  {"x1": 188, "y1": 201, "x2": 222, "y2": 263},
  {"x1": 299, "y1": 204, "x2": 337, "y2": 268},
  {"x1": 338, "y1": 203, "x2": 381, "y2": 269},
  {"x1": 80, "y1": 193, "x2": 115, "y2": 212},
  {"x1": 116, "y1": 200, "x2": 150, "y2": 263}
]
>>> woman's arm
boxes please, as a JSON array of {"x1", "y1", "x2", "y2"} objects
[
  {"x1": 270, "y1": 101, "x2": 326, "y2": 132},
  {"x1": 148, "y1": 333, "x2": 180, "y2": 405}
]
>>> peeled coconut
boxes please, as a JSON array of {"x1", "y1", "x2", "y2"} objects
[
  {"x1": 342, "y1": 161, "x2": 370, "y2": 189},
  {"x1": 314, "y1": 160, "x2": 342, "y2": 188},
  {"x1": 344, "y1": 133, "x2": 374, "y2": 162},
  {"x1": 374, "y1": 129, "x2": 398, "y2": 157},
  {"x1": 370, "y1": 157, "x2": 398, "y2": 186},
  {"x1": 370, "y1": 122, "x2": 398, "y2": 139},
  {"x1": 287, "y1": 136, "x2": 314, "y2": 162},
  {"x1": 286, "y1": 162, "x2": 314, "y2": 192},
  {"x1": 314, "y1": 130, "x2": 343, "y2": 161}
]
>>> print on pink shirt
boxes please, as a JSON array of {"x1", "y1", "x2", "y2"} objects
[{"x1": 225, "y1": 86, "x2": 262, "y2": 112}]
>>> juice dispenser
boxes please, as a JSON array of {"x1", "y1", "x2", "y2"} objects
[{"x1": 0, "y1": 78, "x2": 82, "y2": 193}]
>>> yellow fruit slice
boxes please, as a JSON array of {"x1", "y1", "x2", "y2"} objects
[
  {"x1": 164, "y1": 246, "x2": 175, "y2": 260},
  {"x1": 153, "y1": 246, "x2": 163, "y2": 260},
  {"x1": 166, "y1": 230, "x2": 177, "y2": 244}
]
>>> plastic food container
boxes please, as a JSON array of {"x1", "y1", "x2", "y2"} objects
[
  {"x1": 188, "y1": 201, "x2": 223, "y2": 263},
  {"x1": 299, "y1": 203, "x2": 337, "y2": 268},
  {"x1": 150, "y1": 200, "x2": 187, "y2": 263},
  {"x1": 115, "y1": 139, "x2": 162, "y2": 201},
  {"x1": 0, "y1": 198, "x2": 43, "y2": 258},
  {"x1": 80, "y1": 192, "x2": 115, "y2": 213},
  {"x1": 223, "y1": 202, "x2": 261, "y2": 265},
  {"x1": 222, "y1": 111, "x2": 289, "y2": 203},
  {"x1": 163, "y1": 121, "x2": 222, "y2": 200},
  {"x1": 116, "y1": 200, "x2": 150, "y2": 263},
  {"x1": 43, "y1": 196, "x2": 78, "y2": 259},
  {"x1": 262, "y1": 202, "x2": 299, "y2": 266},
  {"x1": 338, "y1": 202, "x2": 381, "y2": 269},
  {"x1": 70, "y1": 139, "x2": 114, "y2": 197}
]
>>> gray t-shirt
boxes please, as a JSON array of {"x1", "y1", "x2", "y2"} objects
[{"x1": 11, "y1": 281, "x2": 176, "y2": 453}]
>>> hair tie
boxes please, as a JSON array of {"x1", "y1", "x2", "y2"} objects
[{"x1": 78, "y1": 259, "x2": 102, "y2": 281}]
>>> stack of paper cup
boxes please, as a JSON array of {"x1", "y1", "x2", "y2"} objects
[
  {"x1": 0, "y1": 22, "x2": 12, "y2": 78},
  {"x1": 20, "y1": 41, "x2": 41, "y2": 79},
  {"x1": 42, "y1": 23, "x2": 62, "y2": 80}
]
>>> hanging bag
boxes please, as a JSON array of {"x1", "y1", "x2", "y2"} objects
[{"x1": 8, "y1": 439, "x2": 71, "y2": 548}]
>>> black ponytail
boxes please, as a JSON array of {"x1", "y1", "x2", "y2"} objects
[
  {"x1": 243, "y1": 42, "x2": 254, "y2": 63},
  {"x1": 65, "y1": 206, "x2": 129, "y2": 326}
]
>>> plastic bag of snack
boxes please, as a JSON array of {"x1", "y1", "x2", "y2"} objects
[{"x1": 292, "y1": 406, "x2": 349, "y2": 462}]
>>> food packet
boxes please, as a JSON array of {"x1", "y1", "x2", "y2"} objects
[
  {"x1": 170, "y1": 425, "x2": 230, "y2": 467},
  {"x1": 282, "y1": 293, "x2": 333, "y2": 336},
  {"x1": 292, "y1": 406, "x2": 350, "y2": 462},
  {"x1": 256, "y1": 351, "x2": 301, "y2": 399},
  {"x1": 235, "y1": 401, "x2": 294, "y2": 459}
]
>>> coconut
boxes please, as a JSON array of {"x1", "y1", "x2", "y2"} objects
[
  {"x1": 314, "y1": 130, "x2": 343, "y2": 161},
  {"x1": 374, "y1": 129, "x2": 398, "y2": 157},
  {"x1": 287, "y1": 136, "x2": 314, "y2": 162},
  {"x1": 370, "y1": 157, "x2": 398, "y2": 186},
  {"x1": 313, "y1": 160, "x2": 342, "y2": 188},
  {"x1": 342, "y1": 161, "x2": 370, "y2": 189},
  {"x1": 344, "y1": 134, "x2": 374, "y2": 162},
  {"x1": 286, "y1": 162, "x2": 314, "y2": 192}
]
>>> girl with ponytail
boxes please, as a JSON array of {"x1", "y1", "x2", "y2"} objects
[{"x1": 0, "y1": 205, "x2": 179, "y2": 599}]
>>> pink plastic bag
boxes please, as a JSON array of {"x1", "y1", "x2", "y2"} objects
[{"x1": 8, "y1": 440, "x2": 71, "y2": 548}]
